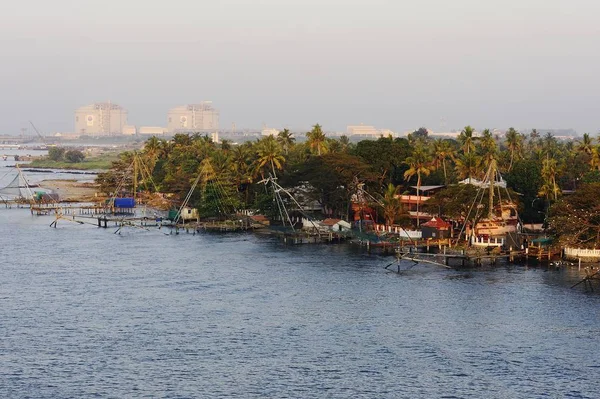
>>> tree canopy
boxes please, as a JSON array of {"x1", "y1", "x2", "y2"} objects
[{"x1": 94, "y1": 126, "x2": 600, "y2": 226}]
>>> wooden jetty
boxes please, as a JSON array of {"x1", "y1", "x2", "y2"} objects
[
  {"x1": 524, "y1": 245, "x2": 562, "y2": 262},
  {"x1": 395, "y1": 249, "x2": 513, "y2": 268}
]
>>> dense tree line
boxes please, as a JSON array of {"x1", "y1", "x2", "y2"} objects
[
  {"x1": 48, "y1": 147, "x2": 86, "y2": 163},
  {"x1": 96, "y1": 126, "x2": 600, "y2": 245}
]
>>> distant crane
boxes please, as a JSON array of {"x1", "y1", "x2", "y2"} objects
[{"x1": 28, "y1": 121, "x2": 47, "y2": 146}]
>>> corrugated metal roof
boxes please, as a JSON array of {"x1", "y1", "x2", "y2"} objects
[{"x1": 410, "y1": 185, "x2": 445, "y2": 191}]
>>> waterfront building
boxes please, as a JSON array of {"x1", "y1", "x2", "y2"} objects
[
  {"x1": 321, "y1": 218, "x2": 352, "y2": 232},
  {"x1": 399, "y1": 185, "x2": 445, "y2": 223},
  {"x1": 167, "y1": 102, "x2": 219, "y2": 133},
  {"x1": 74, "y1": 102, "x2": 128, "y2": 135},
  {"x1": 421, "y1": 217, "x2": 452, "y2": 239},
  {"x1": 122, "y1": 125, "x2": 137, "y2": 136}
]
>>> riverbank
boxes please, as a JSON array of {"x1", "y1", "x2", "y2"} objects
[
  {"x1": 26, "y1": 152, "x2": 120, "y2": 170},
  {"x1": 39, "y1": 179, "x2": 99, "y2": 202}
]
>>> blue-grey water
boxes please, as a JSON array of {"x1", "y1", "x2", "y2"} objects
[{"x1": 1, "y1": 210, "x2": 599, "y2": 398}]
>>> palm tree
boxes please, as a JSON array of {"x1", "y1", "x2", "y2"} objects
[
  {"x1": 479, "y1": 129, "x2": 497, "y2": 168},
  {"x1": 432, "y1": 139, "x2": 455, "y2": 184},
  {"x1": 526, "y1": 128, "x2": 541, "y2": 153},
  {"x1": 306, "y1": 124, "x2": 328, "y2": 156},
  {"x1": 230, "y1": 145, "x2": 252, "y2": 185},
  {"x1": 455, "y1": 152, "x2": 482, "y2": 181},
  {"x1": 143, "y1": 136, "x2": 161, "y2": 157},
  {"x1": 590, "y1": 146, "x2": 600, "y2": 171},
  {"x1": 276, "y1": 129, "x2": 295, "y2": 155},
  {"x1": 199, "y1": 157, "x2": 217, "y2": 185},
  {"x1": 255, "y1": 136, "x2": 285, "y2": 178},
  {"x1": 220, "y1": 139, "x2": 233, "y2": 152},
  {"x1": 504, "y1": 127, "x2": 523, "y2": 171},
  {"x1": 540, "y1": 156, "x2": 560, "y2": 201},
  {"x1": 142, "y1": 136, "x2": 163, "y2": 171},
  {"x1": 210, "y1": 150, "x2": 230, "y2": 176},
  {"x1": 542, "y1": 132, "x2": 558, "y2": 158},
  {"x1": 339, "y1": 135, "x2": 351, "y2": 152},
  {"x1": 403, "y1": 145, "x2": 434, "y2": 227},
  {"x1": 379, "y1": 183, "x2": 402, "y2": 227},
  {"x1": 326, "y1": 138, "x2": 342, "y2": 153},
  {"x1": 530, "y1": 128, "x2": 540, "y2": 140},
  {"x1": 193, "y1": 135, "x2": 216, "y2": 159},
  {"x1": 577, "y1": 133, "x2": 594, "y2": 156},
  {"x1": 458, "y1": 125, "x2": 477, "y2": 155}
]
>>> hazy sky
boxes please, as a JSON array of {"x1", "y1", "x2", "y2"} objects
[{"x1": 1, "y1": 0, "x2": 599, "y2": 135}]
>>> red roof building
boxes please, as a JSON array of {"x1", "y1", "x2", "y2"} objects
[
  {"x1": 421, "y1": 217, "x2": 452, "y2": 239},
  {"x1": 422, "y1": 217, "x2": 451, "y2": 229}
]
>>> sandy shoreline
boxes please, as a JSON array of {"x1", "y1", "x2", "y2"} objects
[{"x1": 39, "y1": 179, "x2": 100, "y2": 202}]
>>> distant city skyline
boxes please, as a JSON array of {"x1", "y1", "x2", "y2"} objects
[
  {"x1": 1, "y1": 0, "x2": 599, "y2": 135},
  {"x1": 2, "y1": 99, "x2": 595, "y2": 137}
]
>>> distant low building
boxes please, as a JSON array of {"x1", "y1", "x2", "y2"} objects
[
  {"x1": 261, "y1": 128, "x2": 279, "y2": 136},
  {"x1": 122, "y1": 125, "x2": 137, "y2": 136},
  {"x1": 54, "y1": 133, "x2": 80, "y2": 140},
  {"x1": 428, "y1": 131, "x2": 461, "y2": 139},
  {"x1": 138, "y1": 126, "x2": 167, "y2": 136},
  {"x1": 347, "y1": 125, "x2": 378, "y2": 136},
  {"x1": 347, "y1": 125, "x2": 397, "y2": 138}
]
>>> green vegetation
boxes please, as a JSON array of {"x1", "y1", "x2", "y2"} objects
[
  {"x1": 549, "y1": 183, "x2": 600, "y2": 248},
  {"x1": 95, "y1": 127, "x2": 600, "y2": 246},
  {"x1": 28, "y1": 150, "x2": 120, "y2": 170}
]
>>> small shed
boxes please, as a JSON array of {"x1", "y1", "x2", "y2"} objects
[
  {"x1": 168, "y1": 207, "x2": 199, "y2": 222},
  {"x1": 35, "y1": 191, "x2": 60, "y2": 203},
  {"x1": 114, "y1": 197, "x2": 136, "y2": 208},
  {"x1": 180, "y1": 206, "x2": 199, "y2": 222},
  {"x1": 321, "y1": 218, "x2": 352, "y2": 232},
  {"x1": 421, "y1": 217, "x2": 451, "y2": 239}
]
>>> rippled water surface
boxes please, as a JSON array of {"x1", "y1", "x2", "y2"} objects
[{"x1": 1, "y1": 210, "x2": 599, "y2": 398}]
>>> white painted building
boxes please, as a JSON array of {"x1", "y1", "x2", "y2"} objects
[
  {"x1": 347, "y1": 125, "x2": 397, "y2": 138},
  {"x1": 74, "y1": 102, "x2": 128, "y2": 135},
  {"x1": 122, "y1": 125, "x2": 137, "y2": 136},
  {"x1": 302, "y1": 218, "x2": 352, "y2": 232},
  {"x1": 261, "y1": 128, "x2": 279, "y2": 136},
  {"x1": 167, "y1": 102, "x2": 219, "y2": 133},
  {"x1": 347, "y1": 125, "x2": 379, "y2": 136},
  {"x1": 180, "y1": 206, "x2": 199, "y2": 222}
]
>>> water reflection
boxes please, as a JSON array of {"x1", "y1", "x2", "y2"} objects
[{"x1": 0, "y1": 210, "x2": 599, "y2": 397}]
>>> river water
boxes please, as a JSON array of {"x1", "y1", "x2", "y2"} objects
[
  {"x1": 1, "y1": 209, "x2": 599, "y2": 398},
  {"x1": 1, "y1": 150, "x2": 98, "y2": 189}
]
